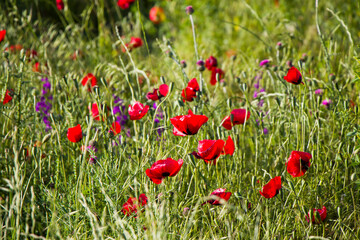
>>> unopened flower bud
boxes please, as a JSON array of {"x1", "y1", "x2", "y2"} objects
[
  {"x1": 185, "y1": 6, "x2": 194, "y2": 15},
  {"x1": 301, "y1": 53, "x2": 308, "y2": 62},
  {"x1": 329, "y1": 73, "x2": 336, "y2": 81},
  {"x1": 196, "y1": 60, "x2": 205, "y2": 71},
  {"x1": 180, "y1": 60, "x2": 187, "y2": 68}
]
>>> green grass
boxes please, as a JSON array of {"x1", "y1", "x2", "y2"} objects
[{"x1": 1, "y1": 0, "x2": 360, "y2": 239}]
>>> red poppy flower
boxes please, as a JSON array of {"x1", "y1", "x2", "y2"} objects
[
  {"x1": 284, "y1": 66, "x2": 303, "y2": 85},
  {"x1": 146, "y1": 158, "x2": 183, "y2": 184},
  {"x1": 67, "y1": 124, "x2": 83, "y2": 143},
  {"x1": 122, "y1": 193, "x2": 148, "y2": 216},
  {"x1": 2, "y1": 89, "x2": 13, "y2": 105},
  {"x1": 128, "y1": 101, "x2": 149, "y2": 120},
  {"x1": 210, "y1": 67, "x2": 225, "y2": 85},
  {"x1": 181, "y1": 78, "x2": 199, "y2": 102},
  {"x1": 117, "y1": 0, "x2": 135, "y2": 9},
  {"x1": 170, "y1": 109, "x2": 208, "y2": 136},
  {"x1": 122, "y1": 37, "x2": 143, "y2": 52},
  {"x1": 110, "y1": 122, "x2": 121, "y2": 135},
  {"x1": 259, "y1": 176, "x2": 282, "y2": 198},
  {"x1": 205, "y1": 56, "x2": 218, "y2": 71},
  {"x1": 0, "y1": 30, "x2": 6, "y2": 43},
  {"x1": 56, "y1": 0, "x2": 64, "y2": 10},
  {"x1": 33, "y1": 62, "x2": 40, "y2": 72},
  {"x1": 149, "y1": 6, "x2": 166, "y2": 24},
  {"x1": 286, "y1": 151, "x2": 312, "y2": 177},
  {"x1": 81, "y1": 73, "x2": 97, "y2": 91},
  {"x1": 222, "y1": 109, "x2": 250, "y2": 130},
  {"x1": 222, "y1": 136, "x2": 235, "y2": 155},
  {"x1": 91, "y1": 103, "x2": 100, "y2": 121},
  {"x1": 130, "y1": 37, "x2": 143, "y2": 48},
  {"x1": 306, "y1": 206, "x2": 327, "y2": 224},
  {"x1": 203, "y1": 188, "x2": 232, "y2": 205},
  {"x1": 146, "y1": 84, "x2": 169, "y2": 101},
  {"x1": 192, "y1": 139, "x2": 226, "y2": 165}
]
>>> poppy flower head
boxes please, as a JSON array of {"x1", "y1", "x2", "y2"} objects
[
  {"x1": 146, "y1": 84, "x2": 169, "y2": 101},
  {"x1": 222, "y1": 109, "x2": 250, "y2": 130},
  {"x1": 146, "y1": 158, "x2": 183, "y2": 184},
  {"x1": 170, "y1": 109, "x2": 208, "y2": 136},
  {"x1": 286, "y1": 151, "x2": 312, "y2": 177},
  {"x1": 56, "y1": 0, "x2": 64, "y2": 10},
  {"x1": 204, "y1": 188, "x2": 232, "y2": 205},
  {"x1": 284, "y1": 67, "x2": 303, "y2": 85},
  {"x1": 117, "y1": 0, "x2": 135, "y2": 9},
  {"x1": 210, "y1": 67, "x2": 225, "y2": 85},
  {"x1": 110, "y1": 121, "x2": 121, "y2": 135},
  {"x1": 205, "y1": 56, "x2": 218, "y2": 71},
  {"x1": 0, "y1": 30, "x2": 6, "y2": 43},
  {"x1": 122, "y1": 37, "x2": 143, "y2": 52},
  {"x1": 121, "y1": 193, "x2": 148, "y2": 216},
  {"x1": 158, "y1": 84, "x2": 169, "y2": 97},
  {"x1": 91, "y1": 103, "x2": 100, "y2": 121},
  {"x1": 149, "y1": 6, "x2": 166, "y2": 24},
  {"x1": 67, "y1": 124, "x2": 83, "y2": 143},
  {"x1": 81, "y1": 73, "x2": 97, "y2": 92},
  {"x1": 2, "y1": 89, "x2": 13, "y2": 105},
  {"x1": 181, "y1": 78, "x2": 199, "y2": 102},
  {"x1": 259, "y1": 176, "x2": 281, "y2": 198},
  {"x1": 130, "y1": 37, "x2": 143, "y2": 48},
  {"x1": 33, "y1": 62, "x2": 40, "y2": 73},
  {"x1": 128, "y1": 101, "x2": 149, "y2": 120},
  {"x1": 306, "y1": 206, "x2": 327, "y2": 224},
  {"x1": 192, "y1": 139, "x2": 225, "y2": 165},
  {"x1": 146, "y1": 88, "x2": 159, "y2": 101},
  {"x1": 222, "y1": 136, "x2": 235, "y2": 156}
]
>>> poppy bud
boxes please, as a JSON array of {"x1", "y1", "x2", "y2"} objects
[
  {"x1": 180, "y1": 60, "x2": 187, "y2": 68},
  {"x1": 276, "y1": 42, "x2": 283, "y2": 50},
  {"x1": 185, "y1": 6, "x2": 194, "y2": 15},
  {"x1": 301, "y1": 53, "x2": 308, "y2": 62},
  {"x1": 286, "y1": 60, "x2": 293, "y2": 67},
  {"x1": 167, "y1": 50, "x2": 173, "y2": 58},
  {"x1": 272, "y1": 65, "x2": 278, "y2": 71},
  {"x1": 196, "y1": 60, "x2": 205, "y2": 71},
  {"x1": 329, "y1": 73, "x2": 336, "y2": 81},
  {"x1": 231, "y1": 55, "x2": 237, "y2": 61},
  {"x1": 42, "y1": 133, "x2": 52, "y2": 144},
  {"x1": 160, "y1": 76, "x2": 166, "y2": 84}
]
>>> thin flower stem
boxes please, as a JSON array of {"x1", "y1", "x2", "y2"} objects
[
  {"x1": 189, "y1": 14, "x2": 204, "y2": 94},
  {"x1": 189, "y1": 15, "x2": 199, "y2": 61}
]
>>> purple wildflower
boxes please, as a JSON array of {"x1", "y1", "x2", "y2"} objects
[
  {"x1": 36, "y1": 78, "x2": 52, "y2": 131},
  {"x1": 112, "y1": 94, "x2": 127, "y2": 126},
  {"x1": 322, "y1": 99, "x2": 332, "y2": 108},
  {"x1": 259, "y1": 59, "x2": 270, "y2": 67},
  {"x1": 258, "y1": 99, "x2": 264, "y2": 107},
  {"x1": 315, "y1": 89, "x2": 323, "y2": 96},
  {"x1": 263, "y1": 128, "x2": 269, "y2": 135}
]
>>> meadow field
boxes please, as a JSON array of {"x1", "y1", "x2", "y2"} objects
[{"x1": 0, "y1": 0, "x2": 360, "y2": 239}]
